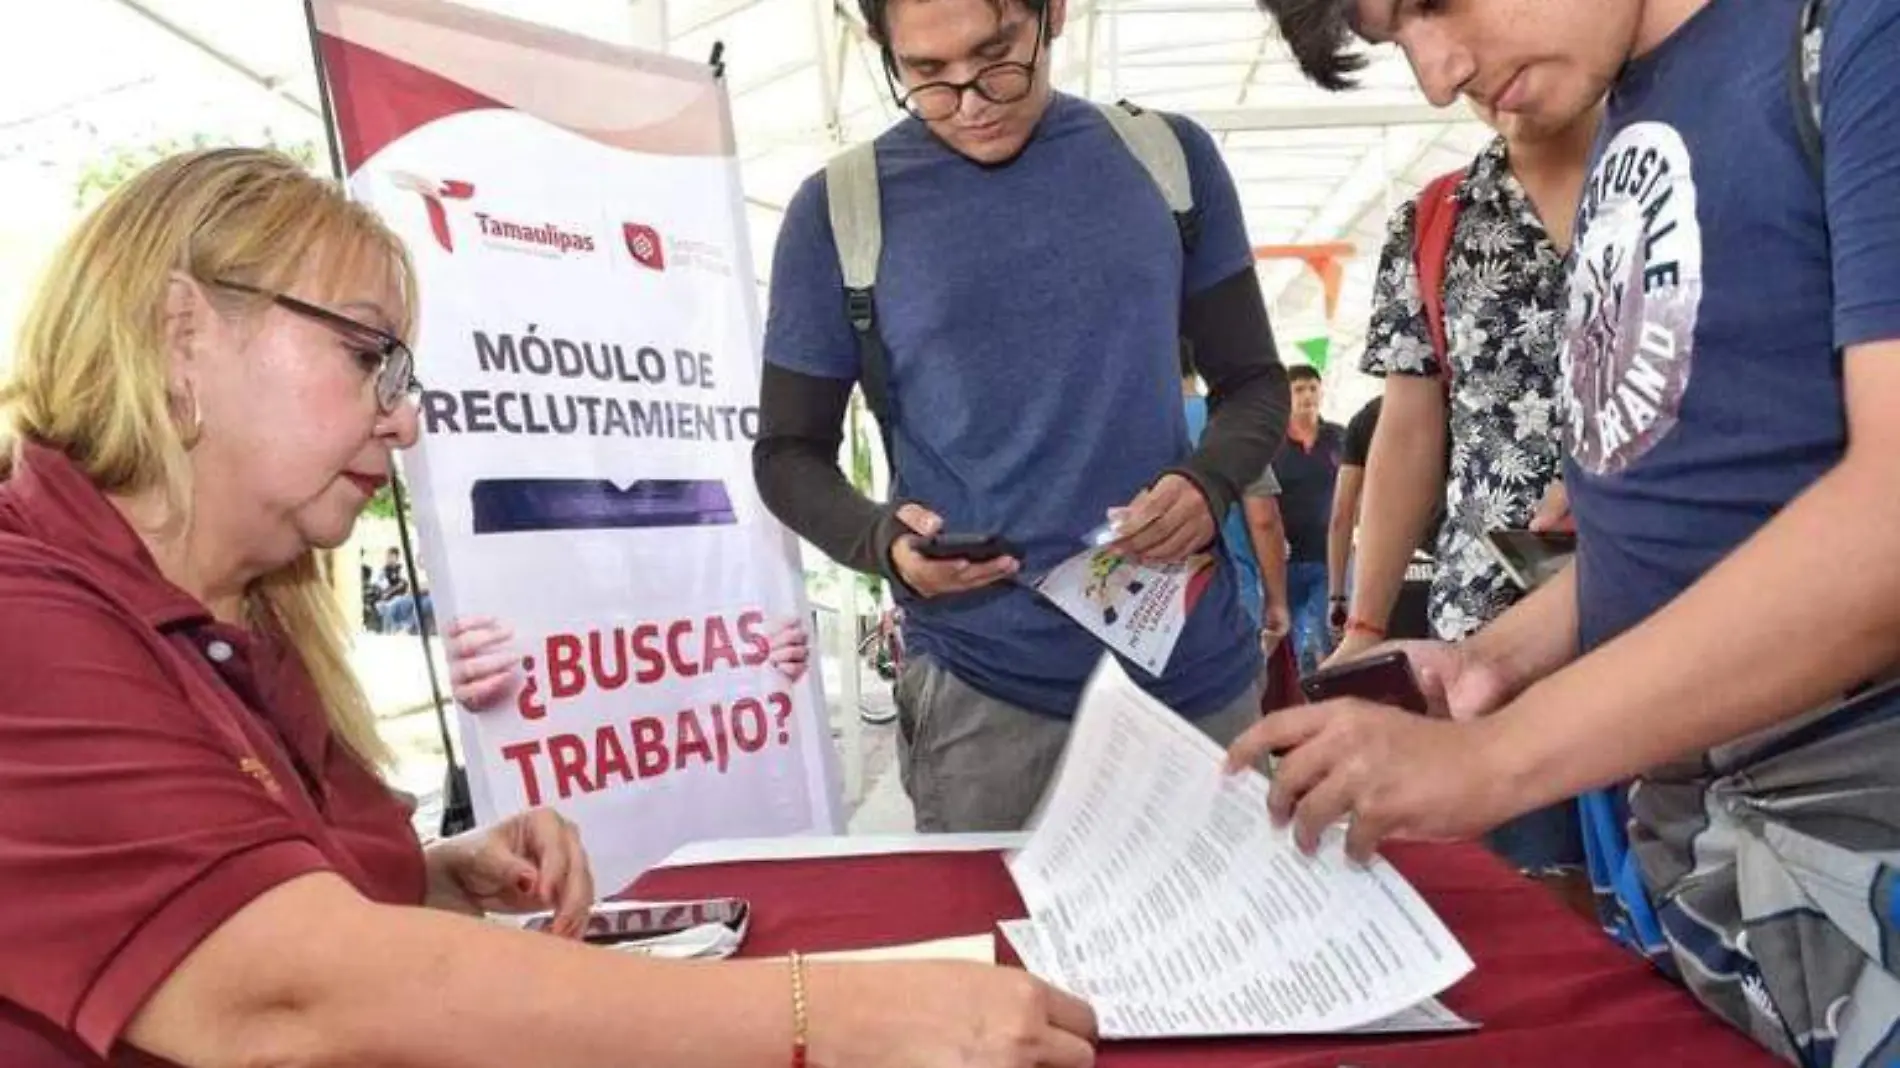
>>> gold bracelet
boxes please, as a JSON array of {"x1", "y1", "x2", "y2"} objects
[{"x1": 789, "y1": 950, "x2": 809, "y2": 1068}]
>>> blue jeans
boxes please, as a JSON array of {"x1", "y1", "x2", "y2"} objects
[
  {"x1": 1286, "y1": 561, "x2": 1332, "y2": 677},
  {"x1": 378, "y1": 592, "x2": 433, "y2": 635}
]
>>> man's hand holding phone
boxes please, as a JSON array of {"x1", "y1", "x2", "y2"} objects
[
  {"x1": 1299, "y1": 650, "x2": 1431, "y2": 714},
  {"x1": 1227, "y1": 641, "x2": 1529, "y2": 860},
  {"x1": 889, "y1": 503, "x2": 1022, "y2": 598},
  {"x1": 1308, "y1": 641, "x2": 1519, "y2": 723}
]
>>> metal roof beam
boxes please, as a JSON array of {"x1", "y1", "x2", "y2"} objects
[
  {"x1": 107, "y1": 0, "x2": 317, "y2": 117},
  {"x1": 1188, "y1": 102, "x2": 1456, "y2": 132},
  {"x1": 671, "y1": 0, "x2": 774, "y2": 39},
  {"x1": 1263, "y1": 124, "x2": 1450, "y2": 304}
]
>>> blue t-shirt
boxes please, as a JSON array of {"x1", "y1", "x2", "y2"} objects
[
  {"x1": 1565, "y1": 0, "x2": 1900, "y2": 652},
  {"x1": 764, "y1": 94, "x2": 1262, "y2": 717},
  {"x1": 1185, "y1": 395, "x2": 1264, "y2": 626}
]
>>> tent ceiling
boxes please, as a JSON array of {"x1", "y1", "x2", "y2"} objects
[{"x1": 0, "y1": 0, "x2": 1491, "y2": 384}]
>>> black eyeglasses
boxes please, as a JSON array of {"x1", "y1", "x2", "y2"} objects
[
  {"x1": 213, "y1": 279, "x2": 421, "y2": 412},
  {"x1": 889, "y1": 10, "x2": 1047, "y2": 122}
]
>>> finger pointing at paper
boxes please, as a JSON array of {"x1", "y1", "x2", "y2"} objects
[{"x1": 1224, "y1": 700, "x2": 1524, "y2": 863}]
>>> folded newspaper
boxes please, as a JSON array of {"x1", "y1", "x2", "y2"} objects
[{"x1": 1000, "y1": 659, "x2": 1478, "y2": 1039}]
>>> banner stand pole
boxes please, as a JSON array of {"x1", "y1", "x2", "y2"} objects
[{"x1": 303, "y1": 0, "x2": 474, "y2": 839}]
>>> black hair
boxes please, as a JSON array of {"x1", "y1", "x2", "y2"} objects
[
  {"x1": 859, "y1": 0, "x2": 1049, "y2": 47},
  {"x1": 1256, "y1": 0, "x2": 1367, "y2": 92},
  {"x1": 1288, "y1": 364, "x2": 1323, "y2": 384},
  {"x1": 1179, "y1": 341, "x2": 1197, "y2": 381}
]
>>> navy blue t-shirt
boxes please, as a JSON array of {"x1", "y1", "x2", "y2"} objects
[
  {"x1": 763, "y1": 94, "x2": 1262, "y2": 717},
  {"x1": 1271, "y1": 423, "x2": 1344, "y2": 563},
  {"x1": 1565, "y1": 0, "x2": 1900, "y2": 652}
]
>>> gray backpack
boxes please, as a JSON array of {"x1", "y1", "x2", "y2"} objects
[
  {"x1": 1793, "y1": 0, "x2": 1828, "y2": 180},
  {"x1": 823, "y1": 100, "x2": 1201, "y2": 458}
]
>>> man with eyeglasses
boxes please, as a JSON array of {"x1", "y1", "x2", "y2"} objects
[{"x1": 755, "y1": 0, "x2": 1290, "y2": 832}]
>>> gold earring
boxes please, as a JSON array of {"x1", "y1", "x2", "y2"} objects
[{"x1": 174, "y1": 385, "x2": 204, "y2": 447}]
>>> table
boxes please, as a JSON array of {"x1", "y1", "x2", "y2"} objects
[{"x1": 630, "y1": 837, "x2": 1780, "y2": 1068}]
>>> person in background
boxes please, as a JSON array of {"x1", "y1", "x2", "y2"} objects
[
  {"x1": 0, "y1": 147, "x2": 1096, "y2": 1068},
  {"x1": 1317, "y1": 98, "x2": 1595, "y2": 876},
  {"x1": 1243, "y1": 474, "x2": 1293, "y2": 660},
  {"x1": 1238, "y1": 0, "x2": 1900, "y2": 1060},
  {"x1": 754, "y1": 0, "x2": 1288, "y2": 833},
  {"x1": 1324, "y1": 103, "x2": 1587, "y2": 669},
  {"x1": 1182, "y1": 346, "x2": 1290, "y2": 649},
  {"x1": 1324, "y1": 396, "x2": 1380, "y2": 643},
  {"x1": 1268, "y1": 364, "x2": 1343, "y2": 674},
  {"x1": 372, "y1": 545, "x2": 418, "y2": 634},
  {"x1": 377, "y1": 545, "x2": 407, "y2": 598}
]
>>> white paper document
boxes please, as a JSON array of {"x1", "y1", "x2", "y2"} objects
[
  {"x1": 1032, "y1": 545, "x2": 1215, "y2": 676},
  {"x1": 810, "y1": 933, "x2": 996, "y2": 965},
  {"x1": 998, "y1": 921, "x2": 1473, "y2": 1037},
  {"x1": 1002, "y1": 660, "x2": 1477, "y2": 1039}
]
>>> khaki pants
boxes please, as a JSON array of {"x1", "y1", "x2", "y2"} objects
[{"x1": 894, "y1": 655, "x2": 1264, "y2": 833}]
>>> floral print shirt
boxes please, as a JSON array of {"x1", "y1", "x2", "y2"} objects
[{"x1": 1361, "y1": 137, "x2": 1568, "y2": 640}]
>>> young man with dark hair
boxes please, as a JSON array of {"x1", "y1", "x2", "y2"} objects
[
  {"x1": 1235, "y1": 0, "x2": 1900, "y2": 1059},
  {"x1": 756, "y1": 0, "x2": 1289, "y2": 833},
  {"x1": 1269, "y1": 364, "x2": 1344, "y2": 674},
  {"x1": 1326, "y1": 396, "x2": 1376, "y2": 636},
  {"x1": 1328, "y1": 397, "x2": 1434, "y2": 644},
  {"x1": 1325, "y1": 100, "x2": 1595, "y2": 874}
]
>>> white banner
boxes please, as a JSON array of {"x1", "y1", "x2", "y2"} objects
[{"x1": 314, "y1": 0, "x2": 842, "y2": 891}]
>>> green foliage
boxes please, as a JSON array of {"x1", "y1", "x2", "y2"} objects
[
  {"x1": 73, "y1": 130, "x2": 323, "y2": 208},
  {"x1": 363, "y1": 482, "x2": 400, "y2": 521}
]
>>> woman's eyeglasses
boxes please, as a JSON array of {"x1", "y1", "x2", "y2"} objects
[{"x1": 213, "y1": 279, "x2": 421, "y2": 412}]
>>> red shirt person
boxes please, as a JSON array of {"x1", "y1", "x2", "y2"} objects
[
  {"x1": 0, "y1": 147, "x2": 1094, "y2": 1068},
  {"x1": 0, "y1": 441, "x2": 429, "y2": 1065}
]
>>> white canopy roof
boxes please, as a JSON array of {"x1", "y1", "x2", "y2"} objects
[{"x1": 0, "y1": 0, "x2": 1492, "y2": 407}]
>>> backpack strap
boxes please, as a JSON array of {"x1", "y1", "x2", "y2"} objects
[
  {"x1": 823, "y1": 141, "x2": 895, "y2": 457},
  {"x1": 825, "y1": 101, "x2": 1202, "y2": 462},
  {"x1": 1412, "y1": 169, "x2": 1466, "y2": 388},
  {"x1": 1791, "y1": 0, "x2": 1827, "y2": 184},
  {"x1": 1095, "y1": 99, "x2": 1201, "y2": 252}
]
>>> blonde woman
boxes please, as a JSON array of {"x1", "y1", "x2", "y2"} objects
[{"x1": 0, "y1": 148, "x2": 1096, "y2": 1068}]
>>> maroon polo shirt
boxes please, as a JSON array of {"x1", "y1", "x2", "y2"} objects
[{"x1": 0, "y1": 442, "x2": 427, "y2": 1066}]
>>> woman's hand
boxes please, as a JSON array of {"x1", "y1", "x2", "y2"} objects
[
  {"x1": 809, "y1": 961, "x2": 1097, "y2": 1068},
  {"x1": 767, "y1": 618, "x2": 812, "y2": 683},
  {"x1": 445, "y1": 616, "x2": 519, "y2": 713},
  {"x1": 425, "y1": 807, "x2": 595, "y2": 936}
]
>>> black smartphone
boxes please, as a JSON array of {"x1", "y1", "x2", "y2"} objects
[
  {"x1": 1482, "y1": 529, "x2": 1578, "y2": 591},
  {"x1": 914, "y1": 532, "x2": 1020, "y2": 563},
  {"x1": 1299, "y1": 650, "x2": 1430, "y2": 714}
]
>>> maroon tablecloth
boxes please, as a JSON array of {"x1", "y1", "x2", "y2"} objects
[{"x1": 630, "y1": 841, "x2": 1778, "y2": 1067}]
